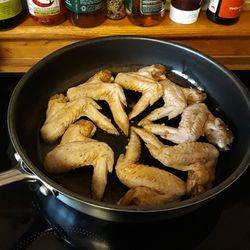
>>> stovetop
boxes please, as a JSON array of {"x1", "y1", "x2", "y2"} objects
[{"x1": 0, "y1": 73, "x2": 249, "y2": 250}]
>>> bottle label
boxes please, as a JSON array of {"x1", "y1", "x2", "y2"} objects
[
  {"x1": 140, "y1": 0, "x2": 164, "y2": 15},
  {"x1": 208, "y1": 0, "x2": 220, "y2": 13},
  {"x1": 0, "y1": 0, "x2": 22, "y2": 20},
  {"x1": 27, "y1": 0, "x2": 61, "y2": 16},
  {"x1": 169, "y1": 4, "x2": 201, "y2": 24},
  {"x1": 218, "y1": 0, "x2": 244, "y2": 18},
  {"x1": 65, "y1": 0, "x2": 103, "y2": 14}
]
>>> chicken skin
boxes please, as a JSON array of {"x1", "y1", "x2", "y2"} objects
[
  {"x1": 143, "y1": 103, "x2": 233, "y2": 151},
  {"x1": 44, "y1": 120, "x2": 114, "y2": 200},
  {"x1": 40, "y1": 66, "x2": 233, "y2": 206},
  {"x1": 139, "y1": 78, "x2": 207, "y2": 125},
  {"x1": 133, "y1": 127, "x2": 219, "y2": 195},
  {"x1": 67, "y1": 70, "x2": 129, "y2": 135},
  {"x1": 116, "y1": 129, "x2": 186, "y2": 206},
  {"x1": 41, "y1": 94, "x2": 119, "y2": 144},
  {"x1": 115, "y1": 64, "x2": 166, "y2": 120},
  {"x1": 60, "y1": 119, "x2": 96, "y2": 144}
]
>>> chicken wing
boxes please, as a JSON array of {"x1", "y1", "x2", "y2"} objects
[
  {"x1": 143, "y1": 103, "x2": 233, "y2": 151},
  {"x1": 60, "y1": 119, "x2": 96, "y2": 144},
  {"x1": 41, "y1": 94, "x2": 119, "y2": 144},
  {"x1": 67, "y1": 70, "x2": 129, "y2": 135},
  {"x1": 204, "y1": 112, "x2": 234, "y2": 151},
  {"x1": 44, "y1": 120, "x2": 114, "y2": 200},
  {"x1": 138, "y1": 78, "x2": 207, "y2": 125},
  {"x1": 116, "y1": 129, "x2": 186, "y2": 206},
  {"x1": 133, "y1": 127, "x2": 219, "y2": 195},
  {"x1": 115, "y1": 64, "x2": 165, "y2": 120}
]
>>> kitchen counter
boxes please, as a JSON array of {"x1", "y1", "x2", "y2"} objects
[{"x1": 0, "y1": 11, "x2": 250, "y2": 72}]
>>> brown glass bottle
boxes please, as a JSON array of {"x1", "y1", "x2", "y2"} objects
[
  {"x1": 169, "y1": 0, "x2": 202, "y2": 24},
  {"x1": 0, "y1": 0, "x2": 24, "y2": 29},
  {"x1": 125, "y1": 0, "x2": 165, "y2": 27},
  {"x1": 66, "y1": 0, "x2": 106, "y2": 27}
]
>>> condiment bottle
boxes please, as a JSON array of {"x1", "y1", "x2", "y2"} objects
[
  {"x1": 0, "y1": 0, "x2": 24, "y2": 29},
  {"x1": 125, "y1": 0, "x2": 166, "y2": 27},
  {"x1": 65, "y1": 0, "x2": 106, "y2": 27},
  {"x1": 206, "y1": 0, "x2": 244, "y2": 25},
  {"x1": 27, "y1": 0, "x2": 66, "y2": 26},
  {"x1": 169, "y1": 0, "x2": 202, "y2": 24}
]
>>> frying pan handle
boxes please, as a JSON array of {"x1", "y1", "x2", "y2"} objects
[{"x1": 0, "y1": 164, "x2": 38, "y2": 187}]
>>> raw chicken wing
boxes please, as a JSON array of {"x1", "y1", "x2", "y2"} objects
[
  {"x1": 116, "y1": 129, "x2": 186, "y2": 206},
  {"x1": 67, "y1": 70, "x2": 129, "y2": 135},
  {"x1": 139, "y1": 78, "x2": 206, "y2": 125},
  {"x1": 44, "y1": 120, "x2": 114, "y2": 200},
  {"x1": 143, "y1": 103, "x2": 233, "y2": 151},
  {"x1": 41, "y1": 94, "x2": 119, "y2": 143},
  {"x1": 115, "y1": 64, "x2": 165, "y2": 120},
  {"x1": 133, "y1": 127, "x2": 219, "y2": 195}
]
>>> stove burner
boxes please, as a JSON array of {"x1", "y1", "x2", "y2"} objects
[
  {"x1": 13, "y1": 227, "x2": 110, "y2": 250},
  {"x1": 31, "y1": 185, "x2": 225, "y2": 250}
]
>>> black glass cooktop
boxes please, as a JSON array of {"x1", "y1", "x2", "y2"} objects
[{"x1": 0, "y1": 72, "x2": 249, "y2": 250}]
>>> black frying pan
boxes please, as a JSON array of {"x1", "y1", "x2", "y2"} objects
[{"x1": 4, "y1": 36, "x2": 250, "y2": 222}]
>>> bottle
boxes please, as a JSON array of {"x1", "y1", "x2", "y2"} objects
[
  {"x1": 206, "y1": 0, "x2": 244, "y2": 25},
  {"x1": 0, "y1": 0, "x2": 24, "y2": 29},
  {"x1": 125, "y1": 0, "x2": 166, "y2": 27},
  {"x1": 169, "y1": 0, "x2": 203, "y2": 24},
  {"x1": 27, "y1": 0, "x2": 66, "y2": 26},
  {"x1": 65, "y1": 0, "x2": 106, "y2": 27}
]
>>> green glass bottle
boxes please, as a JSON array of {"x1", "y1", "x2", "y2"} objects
[
  {"x1": 65, "y1": 0, "x2": 106, "y2": 27},
  {"x1": 0, "y1": 0, "x2": 24, "y2": 29}
]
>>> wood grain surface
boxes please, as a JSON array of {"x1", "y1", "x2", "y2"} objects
[{"x1": 0, "y1": 11, "x2": 250, "y2": 72}]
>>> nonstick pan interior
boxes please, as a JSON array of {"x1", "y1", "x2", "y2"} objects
[{"x1": 8, "y1": 37, "x2": 250, "y2": 210}]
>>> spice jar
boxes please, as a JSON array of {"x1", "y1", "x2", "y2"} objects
[
  {"x1": 125, "y1": 0, "x2": 166, "y2": 27},
  {"x1": 27, "y1": 0, "x2": 66, "y2": 26},
  {"x1": 106, "y1": 0, "x2": 126, "y2": 19},
  {"x1": 169, "y1": 0, "x2": 203, "y2": 24}
]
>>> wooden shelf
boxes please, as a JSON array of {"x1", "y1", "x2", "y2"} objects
[{"x1": 1, "y1": 11, "x2": 250, "y2": 72}]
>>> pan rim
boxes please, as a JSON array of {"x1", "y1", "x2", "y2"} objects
[{"x1": 7, "y1": 35, "x2": 250, "y2": 214}]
